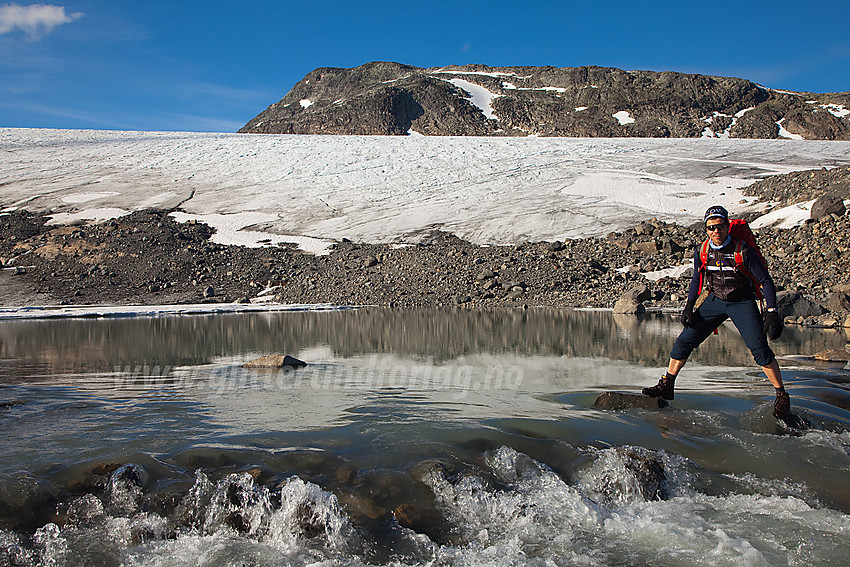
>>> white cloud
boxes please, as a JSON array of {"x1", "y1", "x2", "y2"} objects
[{"x1": 0, "y1": 3, "x2": 82, "y2": 39}]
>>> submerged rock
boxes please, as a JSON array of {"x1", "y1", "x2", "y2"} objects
[
  {"x1": 242, "y1": 354, "x2": 307, "y2": 369},
  {"x1": 616, "y1": 447, "x2": 668, "y2": 501},
  {"x1": 394, "y1": 502, "x2": 445, "y2": 537},
  {"x1": 578, "y1": 446, "x2": 669, "y2": 504},
  {"x1": 594, "y1": 391, "x2": 668, "y2": 410},
  {"x1": 109, "y1": 463, "x2": 148, "y2": 491},
  {"x1": 814, "y1": 349, "x2": 850, "y2": 362}
]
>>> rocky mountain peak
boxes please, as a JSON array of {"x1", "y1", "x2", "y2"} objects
[{"x1": 240, "y1": 62, "x2": 850, "y2": 139}]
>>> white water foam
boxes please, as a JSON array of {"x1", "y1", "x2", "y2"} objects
[
  {"x1": 419, "y1": 446, "x2": 850, "y2": 566},
  {"x1": 8, "y1": 445, "x2": 850, "y2": 566}
]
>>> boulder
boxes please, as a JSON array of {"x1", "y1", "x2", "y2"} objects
[
  {"x1": 613, "y1": 296, "x2": 645, "y2": 315},
  {"x1": 776, "y1": 291, "x2": 826, "y2": 319},
  {"x1": 810, "y1": 194, "x2": 846, "y2": 221},
  {"x1": 827, "y1": 292, "x2": 850, "y2": 314},
  {"x1": 633, "y1": 240, "x2": 659, "y2": 254},
  {"x1": 594, "y1": 391, "x2": 668, "y2": 410},
  {"x1": 622, "y1": 284, "x2": 651, "y2": 303},
  {"x1": 660, "y1": 238, "x2": 685, "y2": 254},
  {"x1": 242, "y1": 355, "x2": 307, "y2": 369}
]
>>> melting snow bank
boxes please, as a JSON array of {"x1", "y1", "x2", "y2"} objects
[
  {"x1": 750, "y1": 199, "x2": 816, "y2": 229},
  {"x1": 169, "y1": 211, "x2": 335, "y2": 254},
  {"x1": 0, "y1": 302, "x2": 355, "y2": 320}
]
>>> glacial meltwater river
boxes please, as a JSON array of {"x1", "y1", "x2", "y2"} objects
[{"x1": 1, "y1": 308, "x2": 849, "y2": 566}]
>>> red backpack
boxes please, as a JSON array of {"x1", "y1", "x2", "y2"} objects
[{"x1": 698, "y1": 219, "x2": 765, "y2": 300}]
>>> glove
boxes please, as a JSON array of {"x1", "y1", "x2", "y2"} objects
[
  {"x1": 763, "y1": 309, "x2": 783, "y2": 340},
  {"x1": 680, "y1": 301, "x2": 696, "y2": 327}
]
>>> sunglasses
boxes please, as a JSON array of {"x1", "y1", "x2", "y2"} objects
[{"x1": 705, "y1": 224, "x2": 727, "y2": 232}]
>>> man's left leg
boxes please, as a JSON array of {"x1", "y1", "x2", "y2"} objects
[{"x1": 728, "y1": 300, "x2": 790, "y2": 417}]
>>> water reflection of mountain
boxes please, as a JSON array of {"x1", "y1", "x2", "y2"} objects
[{"x1": 0, "y1": 308, "x2": 845, "y2": 372}]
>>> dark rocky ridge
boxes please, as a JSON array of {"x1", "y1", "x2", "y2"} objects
[
  {"x1": 240, "y1": 62, "x2": 850, "y2": 140},
  {"x1": 742, "y1": 163, "x2": 850, "y2": 206},
  {"x1": 2, "y1": 165, "x2": 849, "y2": 330}
]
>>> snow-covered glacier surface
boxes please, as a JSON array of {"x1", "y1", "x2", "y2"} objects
[{"x1": 3, "y1": 128, "x2": 850, "y2": 250}]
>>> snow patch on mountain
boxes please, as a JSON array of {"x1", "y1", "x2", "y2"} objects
[
  {"x1": 777, "y1": 119, "x2": 803, "y2": 140},
  {"x1": 613, "y1": 111, "x2": 635, "y2": 125},
  {"x1": 445, "y1": 78, "x2": 501, "y2": 120}
]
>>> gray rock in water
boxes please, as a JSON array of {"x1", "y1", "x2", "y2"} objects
[
  {"x1": 594, "y1": 391, "x2": 668, "y2": 410},
  {"x1": 242, "y1": 354, "x2": 307, "y2": 369},
  {"x1": 776, "y1": 291, "x2": 826, "y2": 319},
  {"x1": 616, "y1": 447, "x2": 668, "y2": 501},
  {"x1": 811, "y1": 194, "x2": 846, "y2": 220},
  {"x1": 813, "y1": 349, "x2": 850, "y2": 362},
  {"x1": 579, "y1": 446, "x2": 668, "y2": 503},
  {"x1": 109, "y1": 463, "x2": 148, "y2": 491},
  {"x1": 613, "y1": 296, "x2": 645, "y2": 315}
]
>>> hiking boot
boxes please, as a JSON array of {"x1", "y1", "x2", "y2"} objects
[
  {"x1": 773, "y1": 389, "x2": 791, "y2": 418},
  {"x1": 642, "y1": 374, "x2": 675, "y2": 400}
]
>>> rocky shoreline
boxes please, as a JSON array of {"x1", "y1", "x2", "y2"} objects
[{"x1": 2, "y1": 165, "x2": 850, "y2": 330}]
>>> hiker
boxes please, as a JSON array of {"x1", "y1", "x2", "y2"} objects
[{"x1": 642, "y1": 205, "x2": 789, "y2": 417}]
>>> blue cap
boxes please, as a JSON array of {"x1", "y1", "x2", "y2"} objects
[{"x1": 704, "y1": 205, "x2": 729, "y2": 223}]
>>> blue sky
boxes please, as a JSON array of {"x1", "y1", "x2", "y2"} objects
[{"x1": 1, "y1": 0, "x2": 849, "y2": 132}]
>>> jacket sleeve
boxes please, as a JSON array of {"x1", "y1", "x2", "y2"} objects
[
  {"x1": 744, "y1": 247, "x2": 777, "y2": 309},
  {"x1": 686, "y1": 245, "x2": 702, "y2": 305}
]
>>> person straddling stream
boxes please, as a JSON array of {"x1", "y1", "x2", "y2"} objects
[{"x1": 642, "y1": 205, "x2": 789, "y2": 418}]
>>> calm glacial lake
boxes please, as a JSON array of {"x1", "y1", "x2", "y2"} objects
[{"x1": 1, "y1": 308, "x2": 849, "y2": 566}]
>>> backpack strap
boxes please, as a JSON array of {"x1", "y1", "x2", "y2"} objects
[
  {"x1": 698, "y1": 240, "x2": 710, "y2": 292},
  {"x1": 733, "y1": 241, "x2": 764, "y2": 300}
]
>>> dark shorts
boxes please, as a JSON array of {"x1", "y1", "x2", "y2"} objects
[{"x1": 670, "y1": 293, "x2": 775, "y2": 366}]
